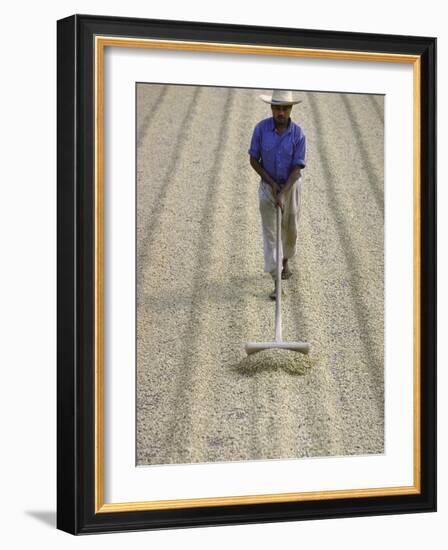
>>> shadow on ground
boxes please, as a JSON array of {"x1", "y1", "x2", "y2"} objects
[{"x1": 25, "y1": 510, "x2": 56, "y2": 528}]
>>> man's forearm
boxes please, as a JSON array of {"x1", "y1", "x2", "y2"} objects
[
  {"x1": 249, "y1": 157, "x2": 278, "y2": 191},
  {"x1": 281, "y1": 166, "x2": 302, "y2": 195}
]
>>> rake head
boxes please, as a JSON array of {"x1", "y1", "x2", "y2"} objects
[{"x1": 245, "y1": 341, "x2": 310, "y2": 355}]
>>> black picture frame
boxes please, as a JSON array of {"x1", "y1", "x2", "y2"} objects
[{"x1": 57, "y1": 14, "x2": 436, "y2": 535}]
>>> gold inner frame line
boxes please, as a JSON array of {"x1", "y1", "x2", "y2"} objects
[{"x1": 94, "y1": 35, "x2": 421, "y2": 514}]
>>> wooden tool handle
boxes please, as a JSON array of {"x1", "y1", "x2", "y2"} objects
[{"x1": 275, "y1": 205, "x2": 283, "y2": 343}]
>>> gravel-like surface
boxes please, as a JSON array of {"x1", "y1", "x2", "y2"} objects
[{"x1": 136, "y1": 84, "x2": 384, "y2": 466}]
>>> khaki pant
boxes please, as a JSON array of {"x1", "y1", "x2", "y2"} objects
[{"x1": 258, "y1": 178, "x2": 302, "y2": 278}]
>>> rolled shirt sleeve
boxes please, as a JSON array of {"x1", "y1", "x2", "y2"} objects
[
  {"x1": 248, "y1": 122, "x2": 262, "y2": 160},
  {"x1": 293, "y1": 132, "x2": 306, "y2": 169}
]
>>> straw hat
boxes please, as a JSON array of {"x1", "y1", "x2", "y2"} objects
[{"x1": 259, "y1": 90, "x2": 302, "y2": 105}]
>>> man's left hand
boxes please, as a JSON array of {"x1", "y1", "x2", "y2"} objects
[{"x1": 276, "y1": 191, "x2": 285, "y2": 210}]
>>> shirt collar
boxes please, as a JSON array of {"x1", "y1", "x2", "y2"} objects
[{"x1": 270, "y1": 117, "x2": 292, "y2": 134}]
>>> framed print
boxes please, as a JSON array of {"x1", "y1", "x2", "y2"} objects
[{"x1": 57, "y1": 14, "x2": 436, "y2": 534}]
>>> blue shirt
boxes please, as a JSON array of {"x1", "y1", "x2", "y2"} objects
[{"x1": 248, "y1": 117, "x2": 306, "y2": 185}]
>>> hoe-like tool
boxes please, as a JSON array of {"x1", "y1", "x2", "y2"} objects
[{"x1": 245, "y1": 205, "x2": 310, "y2": 355}]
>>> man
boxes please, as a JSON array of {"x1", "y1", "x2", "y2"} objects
[{"x1": 248, "y1": 90, "x2": 306, "y2": 299}]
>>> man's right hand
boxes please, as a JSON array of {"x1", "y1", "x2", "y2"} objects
[
  {"x1": 276, "y1": 191, "x2": 285, "y2": 210},
  {"x1": 269, "y1": 181, "x2": 280, "y2": 196}
]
